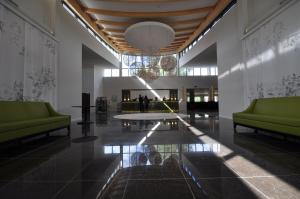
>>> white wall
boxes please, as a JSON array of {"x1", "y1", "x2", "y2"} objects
[
  {"x1": 8, "y1": 0, "x2": 56, "y2": 33},
  {"x1": 94, "y1": 65, "x2": 105, "y2": 102},
  {"x1": 246, "y1": 0, "x2": 282, "y2": 28},
  {"x1": 242, "y1": 0, "x2": 300, "y2": 103},
  {"x1": 82, "y1": 57, "x2": 115, "y2": 107},
  {"x1": 2, "y1": 0, "x2": 120, "y2": 120},
  {"x1": 180, "y1": 0, "x2": 300, "y2": 119},
  {"x1": 103, "y1": 76, "x2": 218, "y2": 112},
  {"x1": 180, "y1": 2, "x2": 244, "y2": 119},
  {"x1": 54, "y1": 2, "x2": 119, "y2": 120}
]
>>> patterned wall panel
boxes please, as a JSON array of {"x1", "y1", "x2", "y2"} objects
[{"x1": 0, "y1": 4, "x2": 58, "y2": 107}]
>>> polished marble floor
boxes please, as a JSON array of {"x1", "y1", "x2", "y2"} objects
[{"x1": 0, "y1": 112, "x2": 300, "y2": 199}]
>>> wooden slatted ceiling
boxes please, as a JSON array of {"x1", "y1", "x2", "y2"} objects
[{"x1": 63, "y1": 0, "x2": 232, "y2": 55}]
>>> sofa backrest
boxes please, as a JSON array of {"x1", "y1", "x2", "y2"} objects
[
  {"x1": 252, "y1": 96, "x2": 300, "y2": 117},
  {"x1": 0, "y1": 101, "x2": 50, "y2": 123}
]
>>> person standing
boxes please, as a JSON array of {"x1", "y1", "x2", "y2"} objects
[
  {"x1": 139, "y1": 94, "x2": 144, "y2": 112},
  {"x1": 144, "y1": 95, "x2": 149, "y2": 112}
]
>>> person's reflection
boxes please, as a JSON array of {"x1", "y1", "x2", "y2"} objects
[
  {"x1": 145, "y1": 145, "x2": 162, "y2": 165},
  {"x1": 145, "y1": 121, "x2": 151, "y2": 129},
  {"x1": 130, "y1": 152, "x2": 147, "y2": 166},
  {"x1": 139, "y1": 120, "x2": 144, "y2": 130},
  {"x1": 163, "y1": 154, "x2": 179, "y2": 168},
  {"x1": 189, "y1": 112, "x2": 196, "y2": 125},
  {"x1": 148, "y1": 151, "x2": 162, "y2": 165}
]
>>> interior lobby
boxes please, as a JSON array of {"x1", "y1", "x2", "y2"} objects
[{"x1": 0, "y1": 0, "x2": 300, "y2": 198}]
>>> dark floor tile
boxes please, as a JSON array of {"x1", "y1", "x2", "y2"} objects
[
  {"x1": 55, "y1": 181, "x2": 106, "y2": 199},
  {"x1": 182, "y1": 152, "x2": 237, "y2": 179},
  {"x1": 0, "y1": 113, "x2": 300, "y2": 199},
  {"x1": 73, "y1": 155, "x2": 120, "y2": 182},
  {"x1": 123, "y1": 179, "x2": 195, "y2": 199},
  {"x1": 0, "y1": 180, "x2": 66, "y2": 199},
  {"x1": 188, "y1": 178, "x2": 267, "y2": 199}
]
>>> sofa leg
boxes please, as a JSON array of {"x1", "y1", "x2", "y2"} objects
[
  {"x1": 17, "y1": 139, "x2": 22, "y2": 145},
  {"x1": 233, "y1": 123, "x2": 237, "y2": 133},
  {"x1": 67, "y1": 126, "x2": 71, "y2": 136}
]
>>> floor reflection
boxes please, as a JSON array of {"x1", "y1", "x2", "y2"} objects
[
  {"x1": 0, "y1": 112, "x2": 299, "y2": 199},
  {"x1": 104, "y1": 143, "x2": 220, "y2": 168}
]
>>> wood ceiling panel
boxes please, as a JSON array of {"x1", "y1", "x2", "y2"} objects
[
  {"x1": 93, "y1": 0, "x2": 190, "y2": 2},
  {"x1": 102, "y1": 25, "x2": 198, "y2": 34},
  {"x1": 64, "y1": 0, "x2": 119, "y2": 50},
  {"x1": 84, "y1": 6, "x2": 214, "y2": 18},
  {"x1": 178, "y1": 0, "x2": 231, "y2": 51},
  {"x1": 95, "y1": 18, "x2": 205, "y2": 27},
  {"x1": 63, "y1": 0, "x2": 231, "y2": 55}
]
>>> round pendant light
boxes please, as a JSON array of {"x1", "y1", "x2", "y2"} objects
[{"x1": 124, "y1": 21, "x2": 175, "y2": 54}]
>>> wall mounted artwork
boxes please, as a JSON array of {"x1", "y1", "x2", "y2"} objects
[
  {"x1": 0, "y1": 4, "x2": 58, "y2": 107},
  {"x1": 242, "y1": 2, "x2": 300, "y2": 104}
]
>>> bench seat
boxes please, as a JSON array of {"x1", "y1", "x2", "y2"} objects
[
  {"x1": 233, "y1": 96, "x2": 300, "y2": 137},
  {"x1": 0, "y1": 101, "x2": 71, "y2": 143}
]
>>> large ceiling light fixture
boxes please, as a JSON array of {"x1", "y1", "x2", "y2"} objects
[{"x1": 125, "y1": 21, "x2": 175, "y2": 54}]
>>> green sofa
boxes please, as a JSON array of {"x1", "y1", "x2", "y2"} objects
[
  {"x1": 0, "y1": 101, "x2": 71, "y2": 143},
  {"x1": 233, "y1": 96, "x2": 300, "y2": 137}
]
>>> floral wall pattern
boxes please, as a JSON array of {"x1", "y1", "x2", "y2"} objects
[
  {"x1": 242, "y1": 2, "x2": 300, "y2": 104},
  {"x1": 0, "y1": 4, "x2": 57, "y2": 107}
]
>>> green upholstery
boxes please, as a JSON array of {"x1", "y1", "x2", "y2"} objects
[
  {"x1": 0, "y1": 101, "x2": 71, "y2": 143},
  {"x1": 233, "y1": 96, "x2": 300, "y2": 137}
]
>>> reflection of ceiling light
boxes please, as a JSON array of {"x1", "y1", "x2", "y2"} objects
[{"x1": 125, "y1": 22, "x2": 175, "y2": 54}]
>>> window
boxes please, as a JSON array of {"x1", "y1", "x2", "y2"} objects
[
  {"x1": 201, "y1": 68, "x2": 208, "y2": 76},
  {"x1": 112, "y1": 146, "x2": 120, "y2": 153},
  {"x1": 214, "y1": 96, "x2": 218, "y2": 102},
  {"x1": 210, "y1": 67, "x2": 216, "y2": 76},
  {"x1": 63, "y1": 4, "x2": 75, "y2": 17},
  {"x1": 129, "y1": 69, "x2": 136, "y2": 76},
  {"x1": 88, "y1": 28, "x2": 95, "y2": 36},
  {"x1": 204, "y1": 96, "x2": 209, "y2": 102},
  {"x1": 187, "y1": 96, "x2": 190, "y2": 102},
  {"x1": 194, "y1": 96, "x2": 201, "y2": 102},
  {"x1": 104, "y1": 146, "x2": 112, "y2": 154},
  {"x1": 194, "y1": 68, "x2": 201, "y2": 76},
  {"x1": 122, "y1": 69, "x2": 129, "y2": 77},
  {"x1": 178, "y1": 67, "x2": 220, "y2": 76},
  {"x1": 111, "y1": 69, "x2": 119, "y2": 77},
  {"x1": 62, "y1": 3, "x2": 119, "y2": 59},
  {"x1": 203, "y1": 28, "x2": 210, "y2": 36},
  {"x1": 121, "y1": 54, "x2": 178, "y2": 77},
  {"x1": 179, "y1": 0, "x2": 237, "y2": 57},
  {"x1": 104, "y1": 69, "x2": 111, "y2": 77},
  {"x1": 179, "y1": 67, "x2": 187, "y2": 76},
  {"x1": 187, "y1": 67, "x2": 194, "y2": 76},
  {"x1": 210, "y1": 67, "x2": 218, "y2": 76},
  {"x1": 77, "y1": 18, "x2": 87, "y2": 29}
]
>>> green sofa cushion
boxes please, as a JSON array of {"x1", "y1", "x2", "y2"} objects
[
  {"x1": 0, "y1": 101, "x2": 50, "y2": 123},
  {"x1": 0, "y1": 116, "x2": 70, "y2": 133},
  {"x1": 0, "y1": 120, "x2": 70, "y2": 143},
  {"x1": 233, "y1": 113, "x2": 300, "y2": 127}
]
